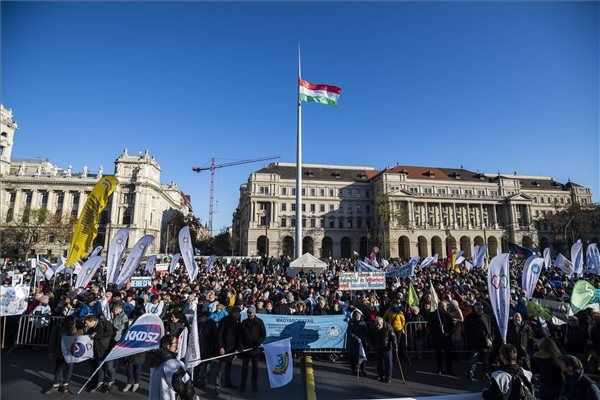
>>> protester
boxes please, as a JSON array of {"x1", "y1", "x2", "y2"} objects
[
  {"x1": 559, "y1": 355, "x2": 599, "y2": 400},
  {"x1": 482, "y1": 344, "x2": 534, "y2": 400},
  {"x1": 347, "y1": 309, "x2": 369, "y2": 377},
  {"x1": 239, "y1": 305, "x2": 266, "y2": 392},
  {"x1": 84, "y1": 315, "x2": 115, "y2": 392},
  {"x1": 217, "y1": 306, "x2": 242, "y2": 390},
  {"x1": 464, "y1": 302, "x2": 493, "y2": 381},
  {"x1": 44, "y1": 315, "x2": 78, "y2": 394},
  {"x1": 369, "y1": 316, "x2": 396, "y2": 383},
  {"x1": 147, "y1": 334, "x2": 196, "y2": 400},
  {"x1": 531, "y1": 337, "x2": 563, "y2": 400}
]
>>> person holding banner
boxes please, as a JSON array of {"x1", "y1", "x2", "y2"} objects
[
  {"x1": 83, "y1": 315, "x2": 116, "y2": 392},
  {"x1": 239, "y1": 305, "x2": 266, "y2": 393},
  {"x1": 347, "y1": 309, "x2": 369, "y2": 377},
  {"x1": 148, "y1": 334, "x2": 196, "y2": 400},
  {"x1": 44, "y1": 316, "x2": 78, "y2": 394},
  {"x1": 217, "y1": 306, "x2": 242, "y2": 390}
]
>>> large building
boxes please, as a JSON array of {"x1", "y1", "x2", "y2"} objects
[
  {"x1": 0, "y1": 105, "x2": 192, "y2": 257},
  {"x1": 231, "y1": 162, "x2": 593, "y2": 259}
]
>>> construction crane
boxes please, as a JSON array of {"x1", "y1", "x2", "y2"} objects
[{"x1": 192, "y1": 156, "x2": 280, "y2": 236}]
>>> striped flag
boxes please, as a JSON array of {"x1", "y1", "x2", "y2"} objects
[{"x1": 299, "y1": 79, "x2": 341, "y2": 105}]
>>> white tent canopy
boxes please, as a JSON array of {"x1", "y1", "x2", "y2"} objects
[{"x1": 287, "y1": 253, "x2": 328, "y2": 276}]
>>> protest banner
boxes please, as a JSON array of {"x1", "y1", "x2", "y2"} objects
[
  {"x1": 258, "y1": 314, "x2": 347, "y2": 349},
  {"x1": 0, "y1": 285, "x2": 30, "y2": 316},
  {"x1": 130, "y1": 276, "x2": 153, "y2": 288},
  {"x1": 339, "y1": 272, "x2": 385, "y2": 291}
]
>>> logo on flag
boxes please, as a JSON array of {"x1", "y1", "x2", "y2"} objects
[
  {"x1": 61, "y1": 335, "x2": 93, "y2": 364},
  {"x1": 264, "y1": 337, "x2": 293, "y2": 388},
  {"x1": 104, "y1": 313, "x2": 164, "y2": 362}
]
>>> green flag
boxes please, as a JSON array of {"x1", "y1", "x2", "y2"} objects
[
  {"x1": 408, "y1": 283, "x2": 420, "y2": 308},
  {"x1": 527, "y1": 299, "x2": 553, "y2": 321},
  {"x1": 571, "y1": 280, "x2": 596, "y2": 313},
  {"x1": 429, "y1": 281, "x2": 439, "y2": 312}
]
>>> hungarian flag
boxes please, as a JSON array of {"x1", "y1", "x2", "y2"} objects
[{"x1": 299, "y1": 79, "x2": 341, "y2": 105}]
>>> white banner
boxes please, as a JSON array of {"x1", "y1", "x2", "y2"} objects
[
  {"x1": 61, "y1": 335, "x2": 94, "y2": 364},
  {"x1": 586, "y1": 243, "x2": 600, "y2": 275},
  {"x1": 571, "y1": 239, "x2": 583, "y2": 277},
  {"x1": 184, "y1": 305, "x2": 202, "y2": 369},
  {"x1": 543, "y1": 247, "x2": 552, "y2": 270},
  {"x1": 419, "y1": 255, "x2": 437, "y2": 269},
  {"x1": 90, "y1": 246, "x2": 103, "y2": 257},
  {"x1": 145, "y1": 255, "x2": 157, "y2": 275},
  {"x1": 521, "y1": 256, "x2": 544, "y2": 300},
  {"x1": 264, "y1": 337, "x2": 293, "y2": 388},
  {"x1": 0, "y1": 285, "x2": 30, "y2": 316},
  {"x1": 339, "y1": 272, "x2": 386, "y2": 291},
  {"x1": 104, "y1": 313, "x2": 164, "y2": 363},
  {"x1": 178, "y1": 227, "x2": 198, "y2": 281},
  {"x1": 488, "y1": 253, "x2": 510, "y2": 343},
  {"x1": 169, "y1": 253, "x2": 181, "y2": 274},
  {"x1": 106, "y1": 228, "x2": 129, "y2": 284},
  {"x1": 472, "y1": 245, "x2": 487, "y2": 268},
  {"x1": 75, "y1": 255, "x2": 104, "y2": 289},
  {"x1": 115, "y1": 235, "x2": 154, "y2": 288},
  {"x1": 555, "y1": 253, "x2": 573, "y2": 276}
]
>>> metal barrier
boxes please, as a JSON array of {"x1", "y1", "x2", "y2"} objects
[{"x1": 15, "y1": 314, "x2": 64, "y2": 347}]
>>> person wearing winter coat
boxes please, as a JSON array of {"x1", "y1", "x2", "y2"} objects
[
  {"x1": 369, "y1": 317, "x2": 397, "y2": 383},
  {"x1": 44, "y1": 316, "x2": 78, "y2": 394},
  {"x1": 84, "y1": 315, "x2": 115, "y2": 392},
  {"x1": 506, "y1": 313, "x2": 532, "y2": 369},
  {"x1": 531, "y1": 337, "x2": 563, "y2": 400},
  {"x1": 559, "y1": 355, "x2": 599, "y2": 400},
  {"x1": 482, "y1": 344, "x2": 534, "y2": 400},
  {"x1": 428, "y1": 301, "x2": 456, "y2": 376},
  {"x1": 347, "y1": 309, "x2": 369, "y2": 377},
  {"x1": 217, "y1": 306, "x2": 242, "y2": 389},
  {"x1": 193, "y1": 309, "x2": 219, "y2": 390},
  {"x1": 239, "y1": 305, "x2": 266, "y2": 392},
  {"x1": 464, "y1": 302, "x2": 494, "y2": 380},
  {"x1": 147, "y1": 334, "x2": 196, "y2": 400}
]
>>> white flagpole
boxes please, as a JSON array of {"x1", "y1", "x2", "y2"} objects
[{"x1": 295, "y1": 45, "x2": 303, "y2": 259}]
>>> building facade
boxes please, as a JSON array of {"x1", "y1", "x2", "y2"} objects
[
  {"x1": 232, "y1": 162, "x2": 593, "y2": 259},
  {"x1": 0, "y1": 105, "x2": 192, "y2": 257}
]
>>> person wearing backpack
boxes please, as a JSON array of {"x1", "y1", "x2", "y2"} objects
[{"x1": 482, "y1": 344, "x2": 534, "y2": 400}]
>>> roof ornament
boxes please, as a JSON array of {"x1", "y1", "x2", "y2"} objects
[
  {"x1": 98, "y1": 165, "x2": 103, "y2": 178},
  {"x1": 82, "y1": 165, "x2": 88, "y2": 178}
]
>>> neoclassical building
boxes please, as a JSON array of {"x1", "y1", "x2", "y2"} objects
[
  {"x1": 0, "y1": 105, "x2": 192, "y2": 257},
  {"x1": 231, "y1": 162, "x2": 592, "y2": 259}
]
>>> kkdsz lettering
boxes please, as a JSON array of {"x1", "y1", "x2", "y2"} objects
[{"x1": 119, "y1": 325, "x2": 162, "y2": 348}]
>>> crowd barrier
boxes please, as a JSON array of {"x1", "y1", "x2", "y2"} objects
[
  {"x1": 15, "y1": 314, "x2": 64, "y2": 347},
  {"x1": 11, "y1": 315, "x2": 467, "y2": 355}
]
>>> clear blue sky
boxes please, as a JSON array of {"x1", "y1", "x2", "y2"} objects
[{"x1": 2, "y1": 2, "x2": 598, "y2": 231}]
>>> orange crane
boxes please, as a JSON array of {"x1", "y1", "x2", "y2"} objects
[{"x1": 192, "y1": 156, "x2": 280, "y2": 236}]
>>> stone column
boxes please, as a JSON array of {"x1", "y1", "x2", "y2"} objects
[
  {"x1": 424, "y1": 202, "x2": 429, "y2": 229},
  {"x1": 466, "y1": 203, "x2": 472, "y2": 229},
  {"x1": 439, "y1": 202, "x2": 443, "y2": 228},
  {"x1": 479, "y1": 204, "x2": 484, "y2": 228},
  {"x1": 408, "y1": 201, "x2": 415, "y2": 228},
  {"x1": 453, "y1": 203, "x2": 457, "y2": 229},
  {"x1": 492, "y1": 204, "x2": 498, "y2": 229}
]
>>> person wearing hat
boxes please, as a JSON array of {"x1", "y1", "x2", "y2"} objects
[{"x1": 239, "y1": 305, "x2": 266, "y2": 392}]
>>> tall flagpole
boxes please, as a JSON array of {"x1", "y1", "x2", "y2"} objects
[{"x1": 295, "y1": 46, "x2": 302, "y2": 258}]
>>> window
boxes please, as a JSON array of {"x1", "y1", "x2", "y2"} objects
[
  {"x1": 320, "y1": 189, "x2": 325, "y2": 196},
  {"x1": 281, "y1": 217, "x2": 287, "y2": 227},
  {"x1": 302, "y1": 189, "x2": 306, "y2": 196},
  {"x1": 320, "y1": 217, "x2": 325, "y2": 227},
  {"x1": 291, "y1": 218, "x2": 296, "y2": 227},
  {"x1": 319, "y1": 204, "x2": 325, "y2": 212},
  {"x1": 310, "y1": 204, "x2": 315, "y2": 213},
  {"x1": 292, "y1": 188, "x2": 296, "y2": 196},
  {"x1": 311, "y1": 188, "x2": 316, "y2": 196},
  {"x1": 40, "y1": 191, "x2": 49, "y2": 210},
  {"x1": 281, "y1": 203, "x2": 287, "y2": 211},
  {"x1": 310, "y1": 218, "x2": 316, "y2": 228},
  {"x1": 302, "y1": 204, "x2": 306, "y2": 212},
  {"x1": 281, "y1": 187, "x2": 287, "y2": 196},
  {"x1": 338, "y1": 217, "x2": 344, "y2": 228},
  {"x1": 328, "y1": 217, "x2": 335, "y2": 228},
  {"x1": 302, "y1": 218, "x2": 306, "y2": 228},
  {"x1": 259, "y1": 186, "x2": 269, "y2": 195},
  {"x1": 347, "y1": 217, "x2": 353, "y2": 228},
  {"x1": 329, "y1": 189, "x2": 334, "y2": 197},
  {"x1": 329, "y1": 204, "x2": 334, "y2": 211},
  {"x1": 292, "y1": 204, "x2": 296, "y2": 211},
  {"x1": 0, "y1": 131, "x2": 7, "y2": 137}
]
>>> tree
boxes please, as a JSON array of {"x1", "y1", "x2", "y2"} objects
[
  {"x1": 536, "y1": 204, "x2": 600, "y2": 252},
  {"x1": 0, "y1": 209, "x2": 74, "y2": 260}
]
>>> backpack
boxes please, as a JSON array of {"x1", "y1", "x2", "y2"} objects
[{"x1": 505, "y1": 370, "x2": 535, "y2": 400}]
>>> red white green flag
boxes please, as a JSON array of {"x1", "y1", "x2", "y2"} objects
[{"x1": 299, "y1": 79, "x2": 342, "y2": 105}]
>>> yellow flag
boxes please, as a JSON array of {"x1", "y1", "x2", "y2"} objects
[
  {"x1": 408, "y1": 283, "x2": 420, "y2": 308},
  {"x1": 65, "y1": 176, "x2": 118, "y2": 266}
]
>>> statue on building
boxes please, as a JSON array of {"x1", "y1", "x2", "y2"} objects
[
  {"x1": 18, "y1": 162, "x2": 24, "y2": 176},
  {"x1": 65, "y1": 165, "x2": 72, "y2": 177},
  {"x1": 98, "y1": 165, "x2": 103, "y2": 178},
  {"x1": 82, "y1": 165, "x2": 88, "y2": 178},
  {"x1": 35, "y1": 165, "x2": 41, "y2": 176}
]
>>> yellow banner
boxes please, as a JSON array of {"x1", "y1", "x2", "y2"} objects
[{"x1": 65, "y1": 176, "x2": 118, "y2": 266}]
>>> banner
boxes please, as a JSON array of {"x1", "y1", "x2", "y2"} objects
[
  {"x1": 145, "y1": 255, "x2": 157, "y2": 275},
  {"x1": 555, "y1": 253, "x2": 573, "y2": 276},
  {"x1": 104, "y1": 313, "x2": 164, "y2": 362},
  {"x1": 488, "y1": 253, "x2": 510, "y2": 343},
  {"x1": 455, "y1": 250, "x2": 465, "y2": 265},
  {"x1": 543, "y1": 247, "x2": 552, "y2": 270},
  {"x1": 536, "y1": 298, "x2": 573, "y2": 321},
  {"x1": 115, "y1": 235, "x2": 154, "y2": 288},
  {"x1": 258, "y1": 314, "x2": 347, "y2": 349},
  {"x1": 178, "y1": 227, "x2": 198, "y2": 281},
  {"x1": 37, "y1": 258, "x2": 55, "y2": 280},
  {"x1": 184, "y1": 305, "x2": 201, "y2": 369},
  {"x1": 90, "y1": 246, "x2": 103, "y2": 257},
  {"x1": 408, "y1": 283, "x2": 419, "y2": 309},
  {"x1": 75, "y1": 255, "x2": 104, "y2": 288},
  {"x1": 65, "y1": 176, "x2": 118, "y2": 266},
  {"x1": 521, "y1": 256, "x2": 544, "y2": 300},
  {"x1": 169, "y1": 253, "x2": 181, "y2": 273},
  {"x1": 106, "y1": 228, "x2": 129, "y2": 284},
  {"x1": 473, "y1": 245, "x2": 487, "y2": 268},
  {"x1": 130, "y1": 276, "x2": 153, "y2": 288},
  {"x1": 61, "y1": 335, "x2": 94, "y2": 364},
  {"x1": 571, "y1": 280, "x2": 597, "y2": 313},
  {"x1": 264, "y1": 337, "x2": 293, "y2": 388},
  {"x1": 586, "y1": 243, "x2": 600, "y2": 275},
  {"x1": 386, "y1": 257, "x2": 419, "y2": 278},
  {"x1": 355, "y1": 260, "x2": 379, "y2": 273},
  {"x1": 155, "y1": 263, "x2": 169, "y2": 273},
  {"x1": 339, "y1": 272, "x2": 385, "y2": 291},
  {"x1": 419, "y1": 255, "x2": 437, "y2": 269},
  {"x1": 0, "y1": 285, "x2": 30, "y2": 316},
  {"x1": 571, "y1": 239, "x2": 583, "y2": 277}
]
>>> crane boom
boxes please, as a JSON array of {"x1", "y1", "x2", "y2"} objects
[{"x1": 192, "y1": 155, "x2": 280, "y2": 236}]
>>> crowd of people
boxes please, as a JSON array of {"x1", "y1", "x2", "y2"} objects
[{"x1": 2, "y1": 252, "x2": 600, "y2": 399}]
